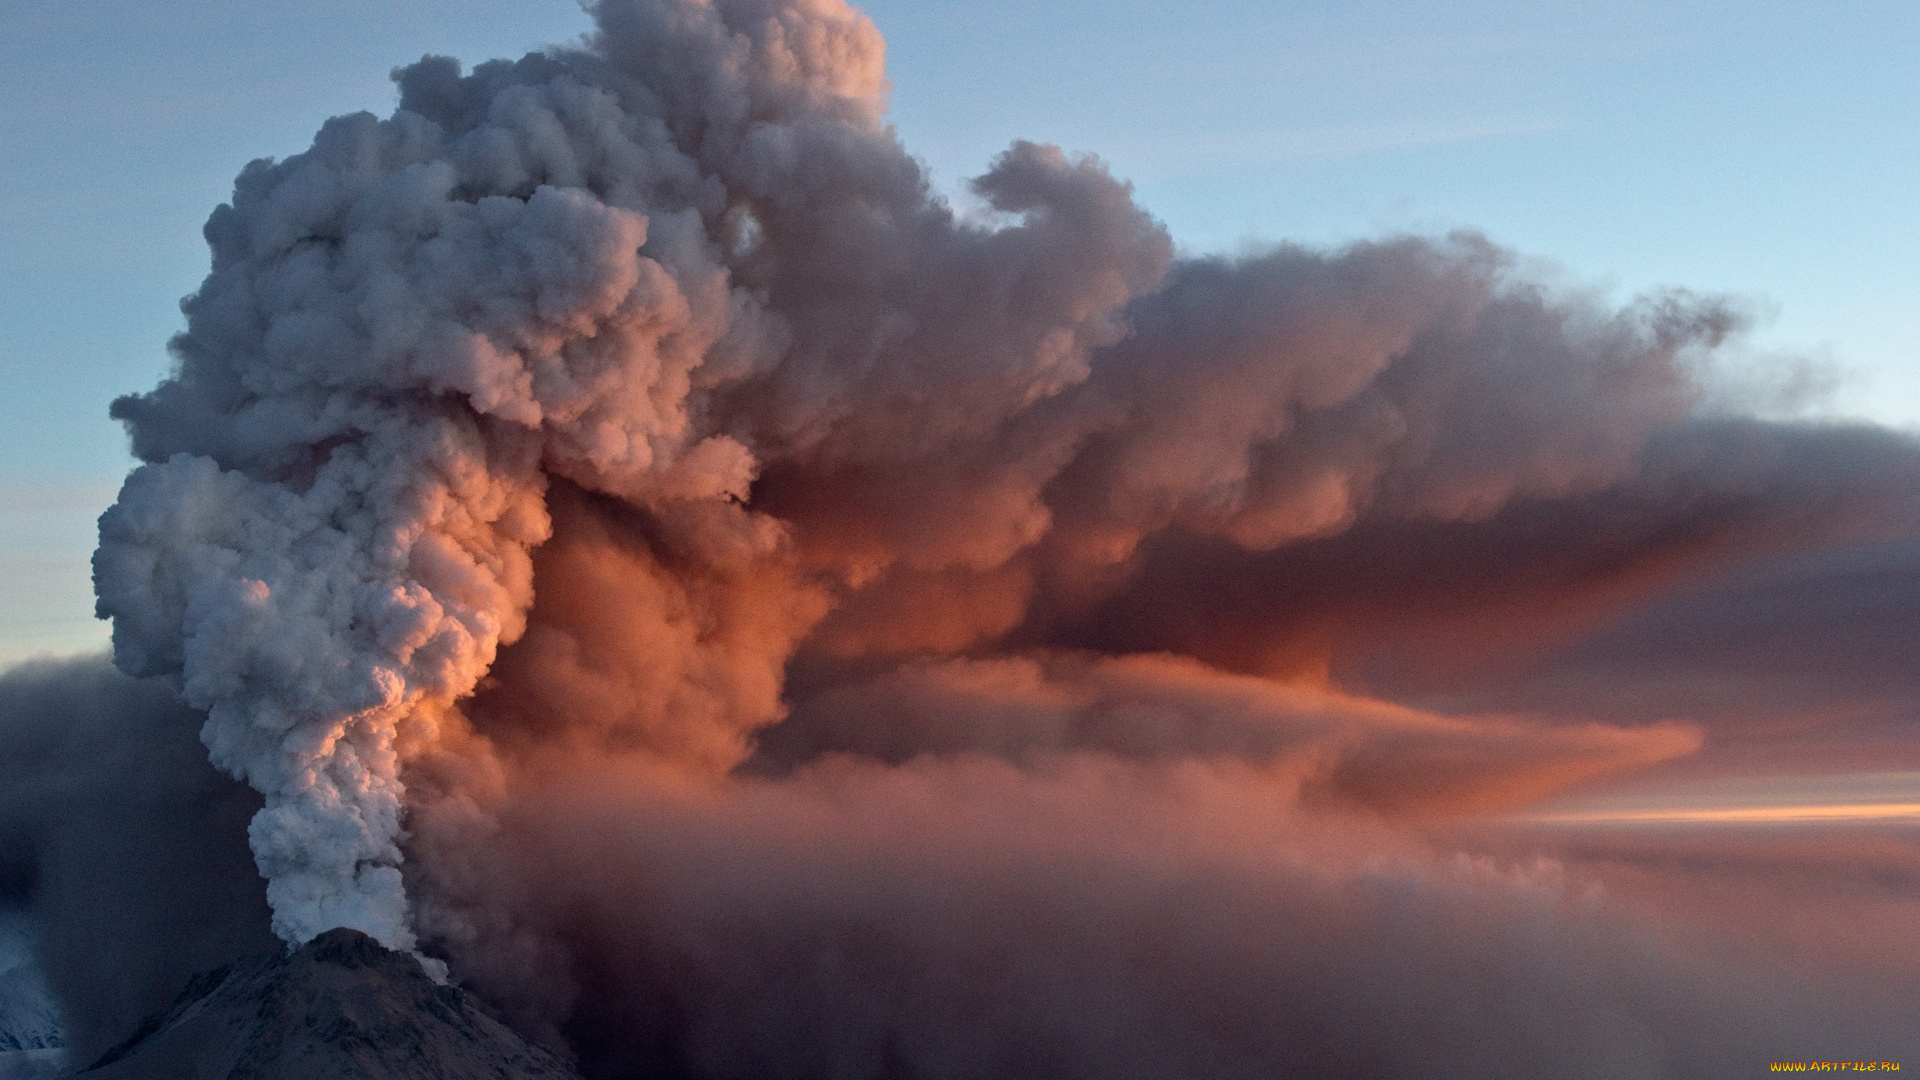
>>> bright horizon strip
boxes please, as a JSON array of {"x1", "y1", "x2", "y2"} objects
[
  {"x1": 1507, "y1": 772, "x2": 1920, "y2": 826},
  {"x1": 1516, "y1": 802, "x2": 1920, "y2": 826}
]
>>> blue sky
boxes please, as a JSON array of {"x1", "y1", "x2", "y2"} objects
[{"x1": 2, "y1": 0, "x2": 1914, "y2": 662}]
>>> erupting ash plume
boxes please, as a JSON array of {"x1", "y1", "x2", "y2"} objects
[{"x1": 69, "y1": 0, "x2": 1920, "y2": 1072}]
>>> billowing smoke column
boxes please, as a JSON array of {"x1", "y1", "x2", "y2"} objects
[
  {"x1": 90, "y1": 0, "x2": 1167, "y2": 947},
  {"x1": 91, "y1": 0, "x2": 1920, "y2": 998}
]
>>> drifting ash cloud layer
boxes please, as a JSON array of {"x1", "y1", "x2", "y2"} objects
[
  {"x1": 4, "y1": 661, "x2": 1918, "y2": 1077},
  {"x1": 27, "y1": 0, "x2": 1917, "y2": 1073}
]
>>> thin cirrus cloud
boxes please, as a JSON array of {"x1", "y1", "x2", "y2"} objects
[{"x1": 1089, "y1": 116, "x2": 1570, "y2": 178}]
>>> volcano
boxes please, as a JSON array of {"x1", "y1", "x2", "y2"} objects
[{"x1": 76, "y1": 929, "x2": 578, "y2": 1080}]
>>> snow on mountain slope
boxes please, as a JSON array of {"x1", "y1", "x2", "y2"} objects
[
  {"x1": 0, "y1": 962, "x2": 62, "y2": 1054},
  {"x1": 0, "y1": 958, "x2": 65, "y2": 1080}
]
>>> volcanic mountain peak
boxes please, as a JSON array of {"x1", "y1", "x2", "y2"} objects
[{"x1": 78, "y1": 929, "x2": 579, "y2": 1080}]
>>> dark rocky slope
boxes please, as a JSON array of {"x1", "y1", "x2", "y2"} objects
[{"x1": 77, "y1": 929, "x2": 578, "y2": 1080}]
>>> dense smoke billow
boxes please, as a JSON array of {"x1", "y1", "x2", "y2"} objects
[{"x1": 9, "y1": 0, "x2": 1916, "y2": 1074}]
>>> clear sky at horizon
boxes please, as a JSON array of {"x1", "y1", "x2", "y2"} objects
[{"x1": 1, "y1": 0, "x2": 1914, "y2": 663}]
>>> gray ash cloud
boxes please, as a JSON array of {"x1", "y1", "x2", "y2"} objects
[{"x1": 10, "y1": 0, "x2": 1915, "y2": 1075}]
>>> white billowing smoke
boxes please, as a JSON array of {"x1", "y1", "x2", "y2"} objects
[
  {"x1": 91, "y1": 0, "x2": 1809, "y2": 957},
  {"x1": 91, "y1": 1, "x2": 865, "y2": 947},
  {"x1": 44, "y1": 2, "x2": 1920, "y2": 1073},
  {"x1": 91, "y1": 0, "x2": 1170, "y2": 948}
]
